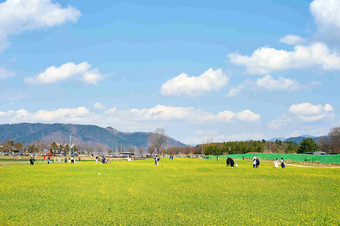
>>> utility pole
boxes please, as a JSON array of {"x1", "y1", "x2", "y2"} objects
[{"x1": 69, "y1": 133, "x2": 72, "y2": 156}]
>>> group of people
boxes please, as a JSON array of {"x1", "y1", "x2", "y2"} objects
[
  {"x1": 252, "y1": 156, "x2": 260, "y2": 168},
  {"x1": 226, "y1": 157, "x2": 236, "y2": 167},
  {"x1": 274, "y1": 158, "x2": 285, "y2": 168},
  {"x1": 95, "y1": 156, "x2": 110, "y2": 164}
]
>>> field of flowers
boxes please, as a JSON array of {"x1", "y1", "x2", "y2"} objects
[{"x1": 0, "y1": 158, "x2": 339, "y2": 225}]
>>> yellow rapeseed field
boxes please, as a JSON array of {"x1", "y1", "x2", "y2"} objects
[{"x1": 0, "y1": 158, "x2": 339, "y2": 225}]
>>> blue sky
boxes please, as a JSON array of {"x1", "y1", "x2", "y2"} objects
[{"x1": 0, "y1": 0, "x2": 339, "y2": 144}]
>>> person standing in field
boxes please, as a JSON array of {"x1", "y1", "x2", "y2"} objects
[
  {"x1": 216, "y1": 156, "x2": 219, "y2": 161},
  {"x1": 157, "y1": 156, "x2": 160, "y2": 165},
  {"x1": 95, "y1": 156, "x2": 98, "y2": 164},
  {"x1": 281, "y1": 158, "x2": 285, "y2": 168},
  {"x1": 274, "y1": 158, "x2": 279, "y2": 168},
  {"x1": 229, "y1": 158, "x2": 235, "y2": 167},
  {"x1": 256, "y1": 157, "x2": 260, "y2": 168},
  {"x1": 226, "y1": 157, "x2": 230, "y2": 167},
  {"x1": 252, "y1": 156, "x2": 256, "y2": 168},
  {"x1": 30, "y1": 157, "x2": 34, "y2": 165},
  {"x1": 154, "y1": 156, "x2": 158, "y2": 166}
]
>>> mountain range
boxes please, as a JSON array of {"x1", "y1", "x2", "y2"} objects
[
  {"x1": 268, "y1": 135, "x2": 320, "y2": 144},
  {"x1": 0, "y1": 123, "x2": 186, "y2": 148}
]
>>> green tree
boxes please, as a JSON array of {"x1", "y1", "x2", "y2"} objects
[
  {"x1": 285, "y1": 142, "x2": 299, "y2": 153},
  {"x1": 298, "y1": 138, "x2": 319, "y2": 153}
]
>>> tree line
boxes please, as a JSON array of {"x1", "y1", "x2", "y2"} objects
[{"x1": 1, "y1": 127, "x2": 339, "y2": 155}]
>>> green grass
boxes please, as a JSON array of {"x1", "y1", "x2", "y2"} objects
[{"x1": 0, "y1": 158, "x2": 339, "y2": 225}]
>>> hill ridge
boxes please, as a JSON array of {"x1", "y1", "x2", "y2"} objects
[{"x1": 0, "y1": 123, "x2": 185, "y2": 148}]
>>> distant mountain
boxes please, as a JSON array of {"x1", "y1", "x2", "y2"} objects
[
  {"x1": 268, "y1": 135, "x2": 320, "y2": 144},
  {"x1": 268, "y1": 137, "x2": 286, "y2": 142},
  {"x1": 0, "y1": 123, "x2": 186, "y2": 148},
  {"x1": 285, "y1": 136, "x2": 319, "y2": 144}
]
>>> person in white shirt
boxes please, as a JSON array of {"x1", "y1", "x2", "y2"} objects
[
  {"x1": 252, "y1": 156, "x2": 257, "y2": 168},
  {"x1": 274, "y1": 158, "x2": 279, "y2": 168}
]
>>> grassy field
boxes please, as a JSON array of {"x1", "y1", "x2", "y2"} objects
[{"x1": 0, "y1": 158, "x2": 339, "y2": 225}]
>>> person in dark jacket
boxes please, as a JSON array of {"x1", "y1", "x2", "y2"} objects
[
  {"x1": 30, "y1": 157, "x2": 34, "y2": 165},
  {"x1": 281, "y1": 158, "x2": 285, "y2": 168},
  {"x1": 230, "y1": 158, "x2": 235, "y2": 167},
  {"x1": 226, "y1": 157, "x2": 230, "y2": 166},
  {"x1": 256, "y1": 158, "x2": 260, "y2": 168}
]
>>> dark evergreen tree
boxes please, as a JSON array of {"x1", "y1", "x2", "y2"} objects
[{"x1": 298, "y1": 138, "x2": 319, "y2": 153}]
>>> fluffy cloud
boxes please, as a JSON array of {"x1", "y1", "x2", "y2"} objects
[
  {"x1": 92, "y1": 102, "x2": 106, "y2": 110},
  {"x1": 111, "y1": 105, "x2": 261, "y2": 123},
  {"x1": 256, "y1": 75, "x2": 303, "y2": 91},
  {"x1": 0, "y1": 0, "x2": 80, "y2": 53},
  {"x1": 24, "y1": 62, "x2": 105, "y2": 85},
  {"x1": 0, "y1": 107, "x2": 90, "y2": 123},
  {"x1": 267, "y1": 102, "x2": 335, "y2": 135},
  {"x1": 227, "y1": 75, "x2": 319, "y2": 97},
  {"x1": 160, "y1": 68, "x2": 229, "y2": 97},
  {"x1": 289, "y1": 102, "x2": 333, "y2": 121},
  {"x1": 280, "y1": 35, "x2": 305, "y2": 45},
  {"x1": 310, "y1": 0, "x2": 340, "y2": 34},
  {"x1": 228, "y1": 43, "x2": 340, "y2": 74}
]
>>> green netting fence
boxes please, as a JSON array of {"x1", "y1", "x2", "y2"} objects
[{"x1": 202, "y1": 153, "x2": 340, "y2": 164}]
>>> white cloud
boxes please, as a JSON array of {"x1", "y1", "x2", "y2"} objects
[
  {"x1": 289, "y1": 102, "x2": 334, "y2": 122},
  {"x1": 228, "y1": 43, "x2": 340, "y2": 74},
  {"x1": 0, "y1": 107, "x2": 90, "y2": 123},
  {"x1": 0, "y1": 105, "x2": 261, "y2": 126},
  {"x1": 0, "y1": 0, "x2": 81, "y2": 53},
  {"x1": 24, "y1": 62, "x2": 105, "y2": 85},
  {"x1": 92, "y1": 102, "x2": 106, "y2": 110},
  {"x1": 0, "y1": 67, "x2": 15, "y2": 80},
  {"x1": 226, "y1": 84, "x2": 245, "y2": 97},
  {"x1": 256, "y1": 75, "x2": 300, "y2": 91},
  {"x1": 235, "y1": 110, "x2": 261, "y2": 122},
  {"x1": 310, "y1": 0, "x2": 340, "y2": 34},
  {"x1": 267, "y1": 120, "x2": 288, "y2": 129},
  {"x1": 160, "y1": 68, "x2": 229, "y2": 97},
  {"x1": 113, "y1": 105, "x2": 261, "y2": 123},
  {"x1": 227, "y1": 75, "x2": 319, "y2": 97},
  {"x1": 280, "y1": 35, "x2": 305, "y2": 45}
]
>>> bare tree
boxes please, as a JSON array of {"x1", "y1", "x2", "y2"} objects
[
  {"x1": 14, "y1": 142, "x2": 23, "y2": 153},
  {"x1": 318, "y1": 136, "x2": 332, "y2": 153},
  {"x1": 95, "y1": 143, "x2": 106, "y2": 154},
  {"x1": 138, "y1": 146, "x2": 146, "y2": 156},
  {"x1": 147, "y1": 146, "x2": 156, "y2": 156},
  {"x1": 107, "y1": 147, "x2": 114, "y2": 155},
  {"x1": 2, "y1": 141, "x2": 13, "y2": 153},
  {"x1": 147, "y1": 128, "x2": 168, "y2": 155},
  {"x1": 329, "y1": 127, "x2": 340, "y2": 153},
  {"x1": 34, "y1": 140, "x2": 47, "y2": 154},
  {"x1": 128, "y1": 145, "x2": 136, "y2": 154}
]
